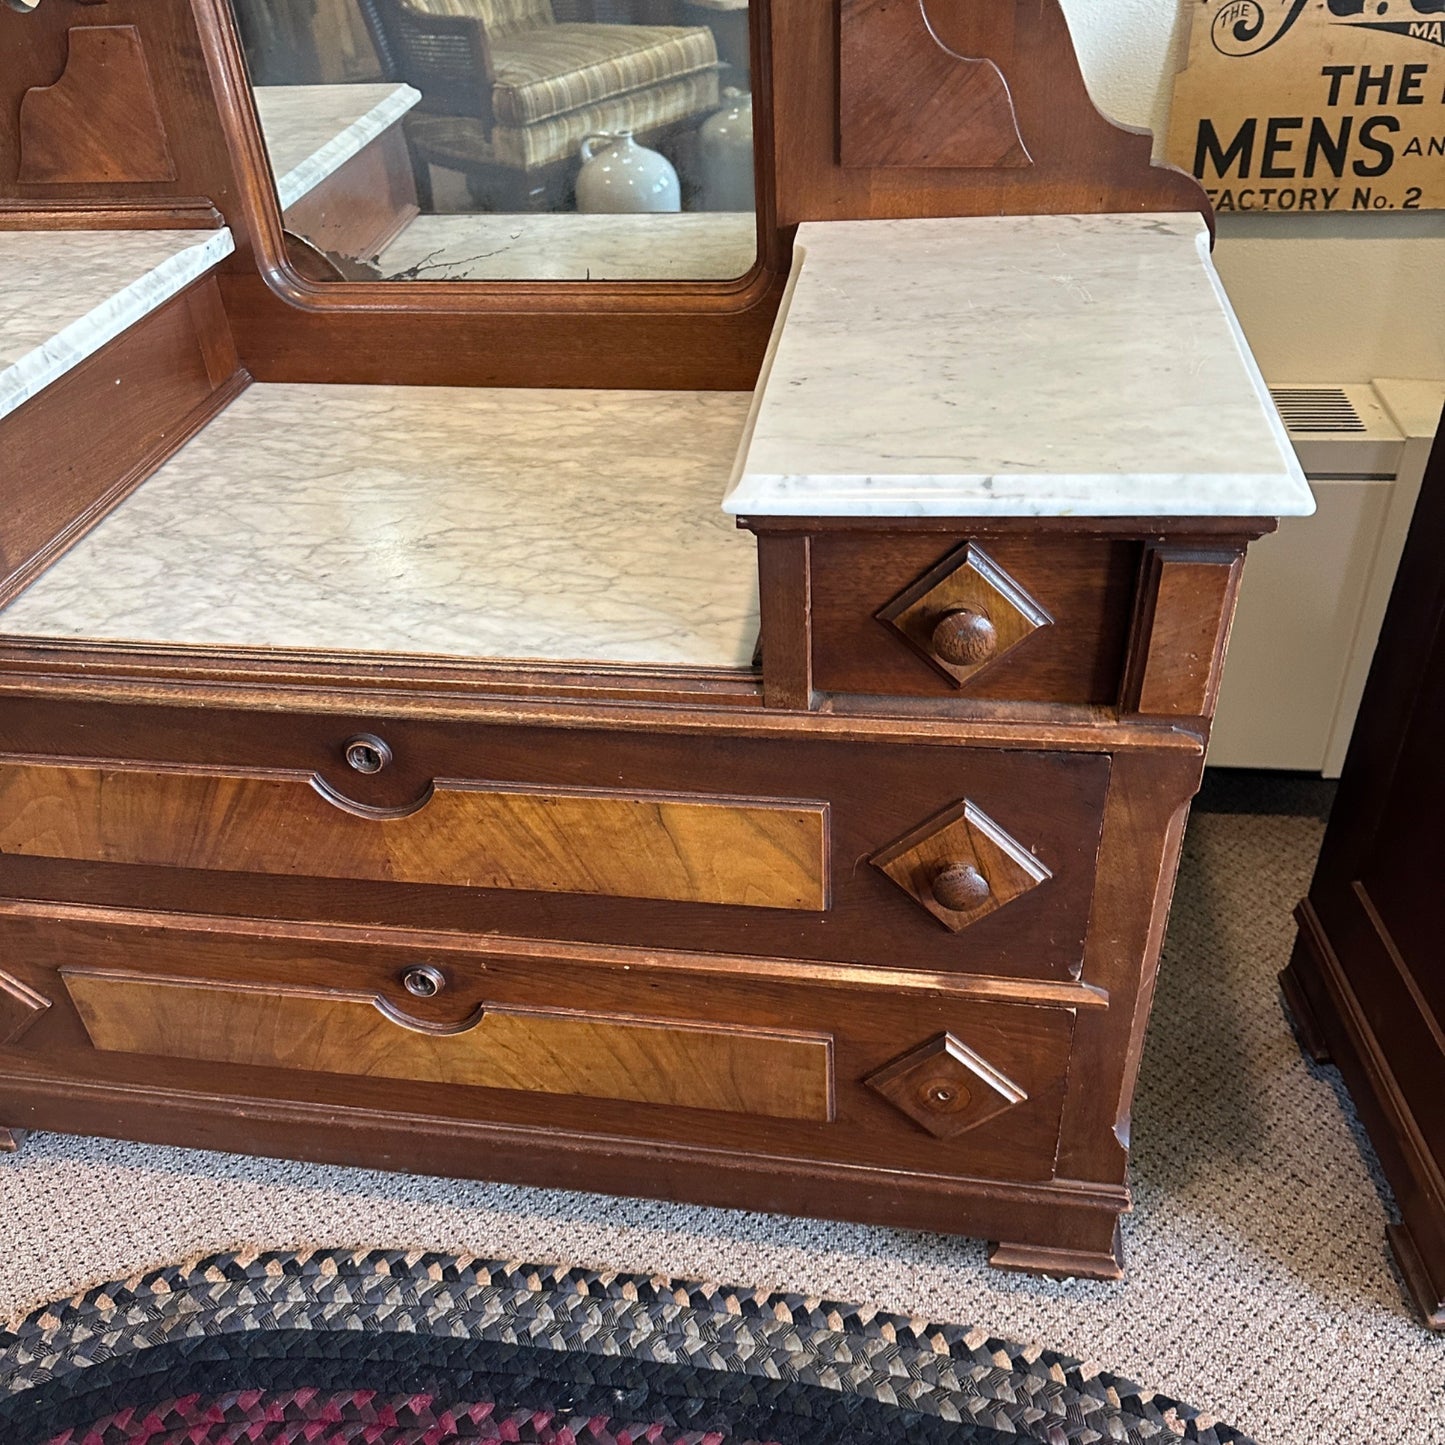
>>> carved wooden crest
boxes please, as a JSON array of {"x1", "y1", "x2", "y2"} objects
[
  {"x1": 18, "y1": 25, "x2": 176, "y2": 185},
  {"x1": 839, "y1": 0, "x2": 1030, "y2": 169}
]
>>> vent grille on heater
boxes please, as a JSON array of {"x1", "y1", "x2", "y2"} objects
[{"x1": 1269, "y1": 386, "x2": 1367, "y2": 434}]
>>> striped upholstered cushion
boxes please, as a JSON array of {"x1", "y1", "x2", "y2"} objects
[
  {"x1": 489, "y1": 24, "x2": 717, "y2": 125},
  {"x1": 409, "y1": 66, "x2": 719, "y2": 170},
  {"x1": 406, "y1": 0, "x2": 555, "y2": 38}
]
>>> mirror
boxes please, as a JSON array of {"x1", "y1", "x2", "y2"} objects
[{"x1": 228, "y1": 0, "x2": 758, "y2": 283}]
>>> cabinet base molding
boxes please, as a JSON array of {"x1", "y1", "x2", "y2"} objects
[
  {"x1": 0, "y1": 1069, "x2": 1131, "y2": 1258},
  {"x1": 1285, "y1": 905, "x2": 1445, "y2": 1330},
  {"x1": 987, "y1": 1223, "x2": 1125, "y2": 1282},
  {"x1": 1277, "y1": 962, "x2": 1331, "y2": 1065},
  {"x1": 1387, "y1": 1222, "x2": 1445, "y2": 1332}
]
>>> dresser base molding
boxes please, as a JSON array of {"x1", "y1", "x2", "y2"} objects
[
  {"x1": 987, "y1": 1222, "x2": 1125, "y2": 1282},
  {"x1": 0, "y1": 1068, "x2": 1130, "y2": 1270},
  {"x1": 0, "y1": 1126, "x2": 27, "y2": 1153},
  {"x1": 1284, "y1": 902, "x2": 1445, "y2": 1330}
]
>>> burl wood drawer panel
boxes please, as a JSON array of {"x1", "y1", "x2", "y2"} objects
[
  {"x1": 0, "y1": 904, "x2": 1079, "y2": 1182},
  {"x1": 0, "y1": 762, "x2": 827, "y2": 911},
  {"x1": 62, "y1": 970, "x2": 832, "y2": 1123},
  {"x1": 0, "y1": 701, "x2": 1110, "y2": 981},
  {"x1": 808, "y1": 533, "x2": 1140, "y2": 702}
]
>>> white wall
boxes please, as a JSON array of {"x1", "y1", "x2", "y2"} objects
[{"x1": 1058, "y1": 0, "x2": 1445, "y2": 384}]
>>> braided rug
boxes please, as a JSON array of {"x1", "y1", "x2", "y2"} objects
[{"x1": 0, "y1": 1247, "x2": 1251, "y2": 1445}]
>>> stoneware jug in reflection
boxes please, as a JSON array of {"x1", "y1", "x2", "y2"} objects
[
  {"x1": 698, "y1": 90, "x2": 754, "y2": 212},
  {"x1": 576, "y1": 132, "x2": 680, "y2": 214}
]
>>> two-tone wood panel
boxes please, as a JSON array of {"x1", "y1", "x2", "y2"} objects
[
  {"x1": 0, "y1": 761, "x2": 829, "y2": 910},
  {"x1": 62, "y1": 969, "x2": 834, "y2": 1123},
  {"x1": 0, "y1": 900, "x2": 1085, "y2": 1182},
  {"x1": 0, "y1": 702, "x2": 1112, "y2": 981}
]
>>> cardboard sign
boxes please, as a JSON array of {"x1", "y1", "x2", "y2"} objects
[{"x1": 1167, "y1": 1, "x2": 1445, "y2": 212}]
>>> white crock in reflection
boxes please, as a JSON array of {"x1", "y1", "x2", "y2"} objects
[
  {"x1": 576, "y1": 132, "x2": 681, "y2": 214},
  {"x1": 698, "y1": 90, "x2": 754, "y2": 212}
]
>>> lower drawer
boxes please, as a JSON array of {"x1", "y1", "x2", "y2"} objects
[{"x1": 0, "y1": 901, "x2": 1089, "y2": 1184}]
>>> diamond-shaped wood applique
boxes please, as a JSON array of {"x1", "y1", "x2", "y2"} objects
[
  {"x1": 877, "y1": 541, "x2": 1052, "y2": 688},
  {"x1": 866, "y1": 1032, "x2": 1027, "y2": 1139},
  {"x1": 0, "y1": 970, "x2": 50, "y2": 1048},
  {"x1": 871, "y1": 798, "x2": 1050, "y2": 933}
]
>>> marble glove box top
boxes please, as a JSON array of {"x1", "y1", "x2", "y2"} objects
[
  {"x1": 253, "y1": 83, "x2": 421, "y2": 211},
  {"x1": 0, "y1": 228, "x2": 235, "y2": 424},
  {"x1": 726, "y1": 213, "x2": 1315, "y2": 520}
]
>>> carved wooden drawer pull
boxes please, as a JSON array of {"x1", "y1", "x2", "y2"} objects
[
  {"x1": 929, "y1": 862, "x2": 991, "y2": 913},
  {"x1": 872, "y1": 798, "x2": 1050, "y2": 933},
  {"x1": 878, "y1": 542, "x2": 1052, "y2": 688},
  {"x1": 930, "y1": 609, "x2": 997, "y2": 668}
]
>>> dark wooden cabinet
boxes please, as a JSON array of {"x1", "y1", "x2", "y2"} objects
[{"x1": 1283, "y1": 400, "x2": 1445, "y2": 1330}]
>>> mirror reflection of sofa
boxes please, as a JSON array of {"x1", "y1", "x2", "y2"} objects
[{"x1": 356, "y1": 0, "x2": 721, "y2": 209}]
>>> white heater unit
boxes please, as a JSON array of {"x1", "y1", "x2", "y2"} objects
[{"x1": 1209, "y1": 379, "x2": 1443, "y2": 776}]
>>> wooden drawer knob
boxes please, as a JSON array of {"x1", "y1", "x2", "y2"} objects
[
  {"x1": 344, "y1": 734, "x2": 393, "y2": 775},
  {"x1": 402, "y1": 965, "x2": 446, "y2": 999},
  {"x1": 930, "y1": 862, "x2": 991, "y2": 912},
  {"x1": 931, "y1": 609, "x2": 997, "y2": 667}
]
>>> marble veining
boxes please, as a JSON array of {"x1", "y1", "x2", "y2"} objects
[
  {"x1": 255, "y1": 83, "x2": 421, "y2": 212},
  {"x1": 725, "y1": 213, "x2": 1314, "y2": 519},
  {"x1": 0, "y1": 228, "x2": 235, "y2": 424},
  {"x1": 375, "y1": 211, "x2": 757, "y2": 281},
  {"x1": 0, "y1": 384, "x2": 759, "y2": 670}
]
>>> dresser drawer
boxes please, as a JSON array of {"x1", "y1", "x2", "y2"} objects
[
  {"x1": 803, "y1": 532, "x2": 1141, "y2": 703},
  {"x1": 0, "y1": 703, "x2": 1111, "y2": 982},
  {"x1": 0, "y1": 903, "x2": 1082, "y2": 1184}
]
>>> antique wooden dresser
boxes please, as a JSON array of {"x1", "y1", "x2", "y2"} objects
[{"x1": 0, "y1": 0, "x2": 1311, "y2": 1279}]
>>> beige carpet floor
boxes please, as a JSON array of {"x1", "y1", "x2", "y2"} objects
[{"x1": 3, "y1": 792, "x2": 1442, "y2": 1444}]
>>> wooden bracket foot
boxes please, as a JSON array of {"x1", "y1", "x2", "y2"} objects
[
  {"x1": 1279, "y1": 961, "x2": 1332, "y2": 1064},
  {"x1": 988, "y1": 1222, "x2": 1124, "y2": 1281},
  {"x1": 0, "y1": 1128, "x2": 29, "y2": 1154}
]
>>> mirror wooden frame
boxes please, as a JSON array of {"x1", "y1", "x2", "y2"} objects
[{"x1": 192, "y1": 0, "x2": 787, "y2": 390}]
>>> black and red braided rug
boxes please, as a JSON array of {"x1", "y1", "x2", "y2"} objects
[{"x1": 0, "y1": 1248, "x2": 1250, "y2": 1445}]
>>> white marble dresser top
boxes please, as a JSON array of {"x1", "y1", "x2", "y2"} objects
[
  {"x1": 0, "y1": 384, "x2": 759, "y2": 670},
  {"x1": 725, "y1": 213, "x2": 1314, "y2": 519},
  {"x1": 255, "y1": 83, "x2": 421, "y2": 212},
  {"x1": 0, "y1": 228, "x2": 235, "y2": 424},
  {"x1": 376, "y1": 211, "x2": 756, "y2": 281}
]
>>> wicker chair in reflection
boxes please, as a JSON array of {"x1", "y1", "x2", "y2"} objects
[{"x1": 356, "y1": 0, "x2": 719, "y2": 210}]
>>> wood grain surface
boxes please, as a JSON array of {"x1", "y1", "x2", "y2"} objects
[
  {"x1": 839, "y1": 0, "x2": 1029, "y2": 169},
  {"x1": 63, "y1": 968, "x2": 835, "y2": 1121},
  {"x1": 0, "y1": 761, "x2": 830, "y2": 910},
  {"x1": 17, "y1": 25, "x2": 176, "y2": 185},
  {"x1": 1121, "y1": 545, "x2": 1246, "y2": 717}
]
